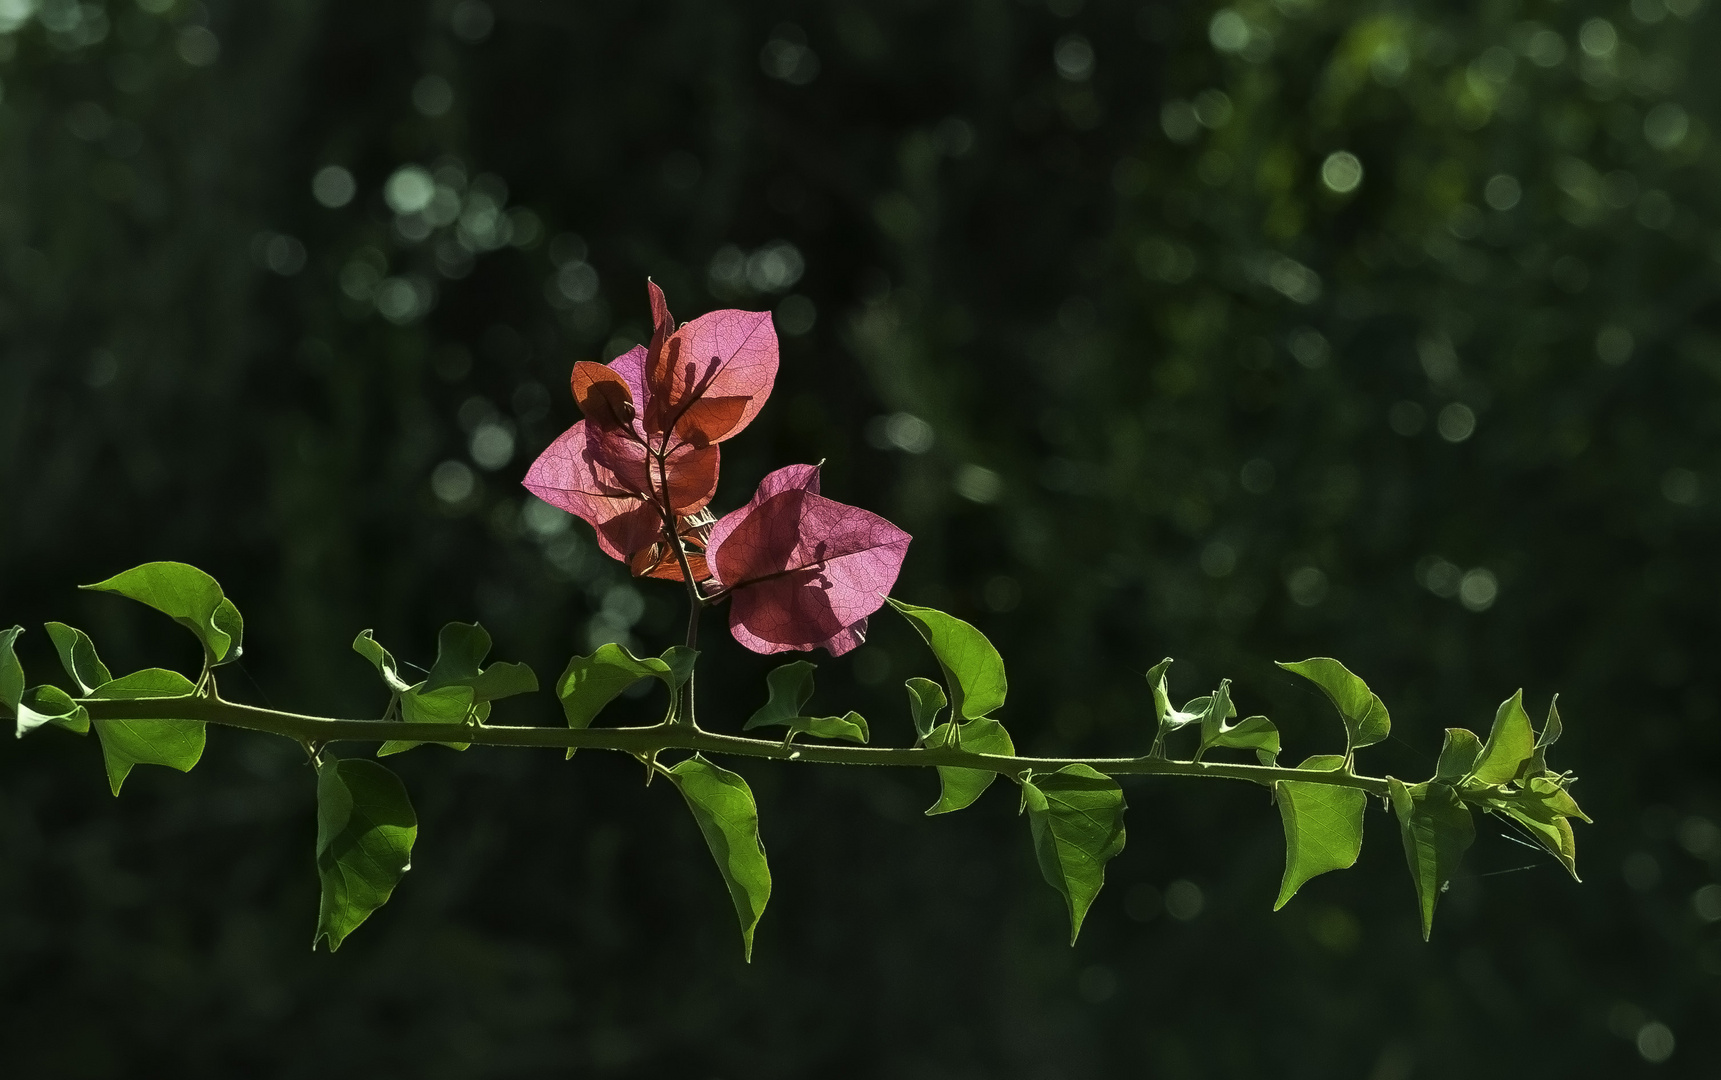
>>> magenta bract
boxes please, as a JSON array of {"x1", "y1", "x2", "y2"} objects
[{"x1": 707, "y1": 465, "x2": 912, "y2": 656}]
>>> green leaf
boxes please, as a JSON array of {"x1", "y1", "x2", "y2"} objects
[
  {"x1": 379, "y1": 684, "x2": 478, "y2": 757},
  {"x1": 888, "y1": 599, "x2": 1006, "y2": 720},
  {"x1": 1273, "y1": 755, "x2": 1366, "y2": 910},
  {"x1": 423, "y1": 621, "x2": 491, "y2": 691},
  {"x1": 1277, "y1": 657, "x2": 1390, "y2": 759},
  {"x1": 924, "y1": 716, "x2": 1015, "y2": 815},
  {"x1": 87, "y1": 669, "x2": 204, "y2": 795},
  {"x1": 665, "y1": 754, "x2": 771, "y2": 962},
  {"x1": 5, "y1": 627, "x2": 94, "y2": 738},
  {"x1": 1145, "y1": 657, "x2": 1174, "y2": 730},
  {"x1": 746, "y1": 661, "x2": 816, "y2": 728},
  {"x1": 313, "y1": 757, "x2": 417, "y2": 952},
  {"x1": 210, "y1": 598, "x2": 244, "y2": 666},
  {"x1": 45, "y1": 622, "x2": 113, "y2": 696},
  {"x1": 1527, "y1": 694, "x2": 1563, "y2": 777},
  {"x1": 1, "y1": 626, "x2": 24, "y2": 719},
  {"x1": 784, "y1": 712, "x2": 870, "y2": 744},
  {"x1": 904, "y1": 677, "x2": 946, "y2": 740},
  {"x1": 1145, "y1": 658, "x2": 1204, "y2": 748},
  {"x1": 1491, "y1": 788, "x2": 1584, "y2": 880},
  {"x1": 352, "y1": 630, "x2": 413, "y2": 694},
  {"x1": 1472, "y1": 690, "x2": 1535, "y2": 786},
  {"x1": 1496, "y1": 804, "x2": 1579, "y2": 880},
  {"x1": 1021, "y1": 764, "x2": 1127, "y2": 944},
  {"x1": 82, "y1": 562, "x2": 239, "y2": 664},
  {"x1": 557, "y1": 643, "x2": 696, "y2": 745},
  {"x1": 1194, "y1": 680, "x2": 1280, "y2": 763},
  {"x1": 1388, "y1": 777, "x2": 1475, "y2": 941},
  {"x1": 1434, "y1": 728, "x2": 1484, "y2": 782},
  {"x1": 743, "y1": 662, "x2": 869, "y2": 744},
  {"x1": 17, "y1": 684, "x2": 92, "y2": 738},
  {"x1": 422, "y1": 622, "x2": 538, "y2": 703}
]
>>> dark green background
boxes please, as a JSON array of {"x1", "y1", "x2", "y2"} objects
[{"x1": 2, "y1": 0, "x2": 1716, "y2": 1075}]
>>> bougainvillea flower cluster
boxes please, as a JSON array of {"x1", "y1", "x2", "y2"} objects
[{"x1": 524, "y1": 282, "x2": 910, "y2": 655}]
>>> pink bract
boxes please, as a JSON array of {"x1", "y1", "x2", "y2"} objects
[
  {"x1": 706, "y1": 465, "x2": 912, "y2": 656},
  {"x1": 523, "y1": 280, "x2": 781, "y2": 577},
  {"x1": 520, "y1": 420, "x2": 661, "y2": 563}
]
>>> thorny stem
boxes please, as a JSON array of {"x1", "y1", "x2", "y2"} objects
[
  {"x1": 660, "y1": 500, "x2": 705, "y2": 728},
  {"x1": 73, "y1": 692, "x2": 1397, "y2": 797}
]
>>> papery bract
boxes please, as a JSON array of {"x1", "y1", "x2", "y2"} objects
[
  {"x1": 706, "y1": 465, "x2": 912, "y2": 656},
  {"x1": 642, "y1": 281, "x2": 777, "y2": 447},
  {"x1": 521, "y1": 421, "x2": 662, "y2": 563},
  {"x1": 526, "y1": 281, "x2": 781, "y2": 578}
]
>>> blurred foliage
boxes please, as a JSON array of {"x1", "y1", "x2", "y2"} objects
[{"x1": 2, "y1": 0, "x2": 1719, "y2": 1075}]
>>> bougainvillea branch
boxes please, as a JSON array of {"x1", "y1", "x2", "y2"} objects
[{"x1": 2, "y1": 282, "x2": 1590, "y2": 957}]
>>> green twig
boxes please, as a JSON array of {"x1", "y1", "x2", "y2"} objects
[{"x1": 74, "y1": 692, "x2": 1395, "y2": 796}]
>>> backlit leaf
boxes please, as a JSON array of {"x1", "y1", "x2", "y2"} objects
[
  {"x1": 904, "y1": 677, "x2": 946, "y2": 740},
  {"x1": 665, "y1": 754, "x2": 771, "y2": 961},
  {"x1": 888, "y1": 599, "x2": 1006, "y2": 720},
  {"x1": 211, "y1": 598, "x2": 244, "y2": 666},
  {"x1": 1494, "y1": 792, "x2": 1583, "y2": 880},
  {"x1": 744, "y1": 661, "x2": 869, "y2": 744},
  {"x1": 1021, "y1": 764, "x2": 1127, "y2": 944},
  {"x1": 557, "y1": 643, "x2": 698, "y2": 746},
  {"x1": 1274, "y1": 755, "x2": 1365, "y2": 909},
  {"x1": 924, "y1": 716, "x2": 1014, "y2": 815},
  {"x1": 5, "y1": 626, "x2": 94, "y2": 738},
  {"x1": 1277, "y1": 657, "x2": 1390, "y2": 758},
  {"x1": 1472, "y1": 690, "x2": 1535, "y2": 786},
  {"x1": 422, "y1": 622, "x2": 539, "y2": 702},
  {"x1": 1145, "y1": 657, "x2": 1201, "y2": 748},
  {"x1": 745, "y1": 661, "x2": 816, "y2": 728},
  {"x1": 313, "y1": 757, "x2": 417, "y2": 952},
  {"x1": 82, "y1": 562, "x2": 239, "y2": 664},
  {"x1": 17, "y1": 684, "x2": 92, "y2": 738},
  {"x1": 1, "y1": 626, "x2": 24, "y2": 720},
  {"x1": 379, "y1": 684, "x2": 478, "y2": 757},
  {"x1": 87, "y1": 669, "x2": 204, "y2": 795},
  {"x1": 1388, "y1": 777, "x2": 1475, "y2": 940},
  {"x1": 1434, "y1": 728, "x2": 1483, "y2": 782},
  {"x1": 352, "y1": 630, "x2": 413, "y2": 694},
  {"x1": 1527, "y1": 694, "x2": 1563, "y2": 777},
  {"x1": 1196, "y1": 680, "x2": 1279, "y2": 762},
  {"x1": 45, "y1": 622, "x2": 113, "y2": 696}
]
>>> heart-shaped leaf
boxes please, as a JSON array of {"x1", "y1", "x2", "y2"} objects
[
  {"x1": 1434, "y1": 728, "x2": 1484, "y2": 782},
  {"x1": 422, "y1": 622, "x2": 538, "y2": 703},
  {"x1": 45, "y1": 622, "x2": 113, "y2": 696},
  {"x1": 379, "y1": 684, "x2": 480, "y2": 757},
  {"x1": 557, "y1": 643, "x2": 698, "y2": 747},
  {"x1": 1388, "y1": 777, "x2": 1475, "y2": 941},
  {"x1": 1021, "y1": 764, "x2": 1127, "y2": 944},
  {"x1": 83, "y1": 562, "x2": 241, "y2": 665},
  {"x1": 1, "y1": 626, "x2": 24, "y2": 721},
  {"x1": 1527, "y1": 694, "x2": 1563, "y2": 777},
  {"x1": 665, "y1": 754, "x2": 771, "y2": 961},
  {"x1": 924, "y1": 717, "x2": 1015, "y2": 815},
  {"x1": 1277, "y1": 657, "x2": 1390, "y2": 760},
  {"x1": 313, "y1": 757, "x2": 417, "y2": 952},
  {"x1": 744, "y1": 661, "x2": 869, "y2": 744},
  {"x1": 1274, "y1": 755, "x2": 1365, "y2": 909},
  {"x1": 1195, "y1": 680, "x2": 1279, "y2": 763},
  {"x1": 352, "y1": 630, "x2": 413, "y2": 695},
  {"x1": 904, "y1": 677, "x2": 946, "y2": 741},
  {"x1": 1471, "y1": 690, "x2": 1535, "y2": 786},
  {"x1": 888, "y1": 599, "x2": 1006, "y2": 721},
  {"x1": 87, "y1": 669, "x2": 204, "y2": 795}
]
